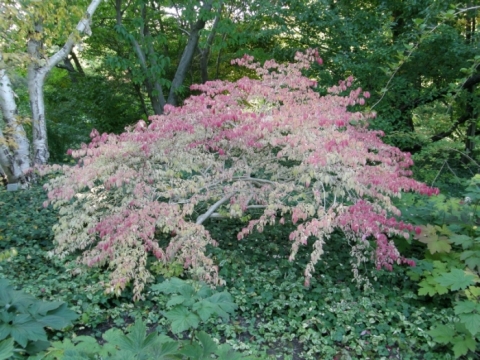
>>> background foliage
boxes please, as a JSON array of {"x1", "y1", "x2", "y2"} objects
[{"x1": 1, "y1": 0, "x2": 480, "y2": 359}]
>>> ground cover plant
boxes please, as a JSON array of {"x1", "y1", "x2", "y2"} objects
[
  {"x1": 0, "y1": 179, "x2": 476, "y2": 359},
  {"x1": 0, "y1": 179, "x2": 475, "y2": 360},
  {"x1": 41, "y1": 50, "x2": 437, "y2": 301}
]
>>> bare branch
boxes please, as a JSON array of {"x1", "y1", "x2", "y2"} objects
[{"x1": 196, "y1": 192, "x2": 234, "y2": 224}]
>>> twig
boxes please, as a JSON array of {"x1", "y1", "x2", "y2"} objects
[{"x1": 431, "y1": 160, "x2": 446, "y2": 187}]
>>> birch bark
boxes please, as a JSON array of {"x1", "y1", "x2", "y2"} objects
[
  {"x1": 0, "y1": 62, "x2": 31, "y2": 184},
  {"x1": 27, "y1": 0, "x2": 103, "y2": 164}
]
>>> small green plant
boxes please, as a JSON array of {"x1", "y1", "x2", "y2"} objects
[
  {"x1": 34, "y1": 279, "x2": 253, "y2": 359},
  {"x1": 400, "y1": 175, "x2": 480, "y2": 358},
  {"x1": 150, "y1": 260, "x2": 185, "y2": 279},
  {"x1": 150, "y1": 277, "x2": 238, "y2": 336},
  {"x1": 36, "y1": 318, "x2": 254, "y2": 360},
  {"x1": 0, "y1": 278, "x2": 78, "y2": 358},
  {"x1": 32, "y1": 319, "x2": 178, "y2": 359}
]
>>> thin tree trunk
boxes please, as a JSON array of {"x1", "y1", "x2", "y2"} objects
[
  {"x1": 0, "y1": 64, "x2": 31, "y2": 184},
  {"x1": 464, "y1": 3, "x2": 477, "y2": 158},
  {"x1": 199, "y1": 8, "x2": 221, "y2": 84},
  {"x1": 215, "y1": 33, "x2": 227, "y2": 80},
  {"x1": 141, "y1": 3, "x2": 167, "y2": 115},
  {"x1": 70, "y1": 50, "x2": 85, "y2": 75},
  {"x1": 27, "y1": 0, "x2": 102, "y2": 165},
  {"x1": 115, "y1": 0, "x2": 166, "y2": 115},
  {"x1": 133, "y1": 80, "x2": 149, "y2": 117},
  {"x1": 167, "y1": 0, "x2": 215, "y2": 106}
]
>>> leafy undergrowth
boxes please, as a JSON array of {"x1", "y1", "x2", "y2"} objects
[{"x1": 0, "y1": 181, "x2": 470, "y2": 359}]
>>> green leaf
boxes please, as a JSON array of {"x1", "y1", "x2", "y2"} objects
[
  {"x1": 166, "y1": 295, "x2": 187, "y2": 307},
  {"x1": 0, "y1": 284, "x2": 34, "y2": 313},
  {"x1": 454, "y1": 300, "x2": 479, "y2": 314},
  {"x1": 450, "y1": 234, "x2": 473, "y2": 249},
  {"x1": 25, "y1": 339, "x2": 50, "y2": 355},
  {"x1": 71, "y1": 335, "x2": 107, "y2": 354},
  {"x1": 458, "y1": 313, "x2": 480, "y2": 337},
  {"x1": 31, "y1": 301, "x2": 65, "y2": 315},
  {"x1": 44, "y1": 302, "x2": 78, "y2": 322},
  {"x1": 0, "y1": 338, "x2": 14, "y2": 360},
  {"x1": 112, "y1": 318, "x2": 159, "y2": 354},
  {"x1": 102, "y1": 328, "x2": 134, "y2": 350},
  {"x1": 454, "y1": 301, "x2": 480, "y2": 336},
  {"x1": 418, "y1": 278, "x2": 448, "y2": 296},
  {"x1": 428, "y1": 325, "x2": 454, "y2": 344},
  {"x1": 151, "y1": 278, "x2": 190, "y2": 295},
  {"x1": 38, "y1": 314, "x2": 74, "y2": 330},
  {"x1": 414, "y1": 225, "x2": 451, "y2": 253},
  {"x1": 465, "y1": 256, "x2": 480, "y2": 271},
  {"x1": 428, "y1": 237, "x2": 451, "y2": 254},
  {"x1": 148, "y1": 339, "x2": 179, "y2": 359},
  {"x1": 5, "y1": 314, "x2": 47, "y2": 348},
  {"x1": 177, "y1": 284, "x2": 195, "y2": 299},
  {"x1": 215, "y1": 343, "x2": 248, "y2": 360},
  {"x1": 0, "y1": 324, "x2": 10, "y2": 342},
  {"x1": 180, "y1": 342, "x2": 205, "y2": 359},
  {"x1": 197, "y1": 331, "x2": 217, "y2": 356},
  {"x1": 196, "y1": 285, "x2": 212, "y2": 299},
  {"x1": 460, "y1": 250, "x2": 480, "y2": 271},
  {"x1": 435, "y1": 269, "x2": 475, "y2": 291},
  {"x1": 164, "y1": 307, "x2": 200, "y2": 334},
  {"x1": 413, "y1": 18, "x2": 423, "y2": 26},
  {"x1": 452, "y1": 335, "x2": 476, "y2": 358},
  {"x1": 192, "y1": 299, "x2": 217, "y2": 322},
  {"x1": 204, "y1": 292, "x2": 238, "y2": 320}
]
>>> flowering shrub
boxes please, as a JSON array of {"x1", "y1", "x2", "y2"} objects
[{"x1": 42, "y1": 50, "x2": 437, "y2": 300}]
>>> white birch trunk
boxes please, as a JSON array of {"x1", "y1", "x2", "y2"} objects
[
  {"x1": 0, "y1": 65, "x2": 31, "y2": 184},
  {"x1": 28, "y1": 0, "x2": 103, "y2": 164}
]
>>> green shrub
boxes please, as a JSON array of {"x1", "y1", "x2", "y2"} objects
[
  {"x1": 33, "y1": 278, "x2": 254, "y2": 360},
  {"x1": 397, "y1": 174, "x2": 480, "y2": 358},
  {"x1": 0, "y1": 278, "x2": 78, "y2": 358}
]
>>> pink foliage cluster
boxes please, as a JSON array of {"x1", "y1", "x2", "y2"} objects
[{"x1": 42, "y1": 49, "x2": 437, "y2": 299}]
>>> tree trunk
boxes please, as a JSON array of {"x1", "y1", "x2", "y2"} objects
[
  {"x1": 199, "y1": 9, "x2": 221, "y2": 83},
  {"x1": 70, "y1": 50, "x2": 85, "y2": 75},
  {"x1": 464, "y1": 3, "x2": 477, "y2": 159},
  {"x1": 167, "y1": 0, "x2": 215, "y2": 106},
  {"x1": 27, "y1": 29, "x2": 50, "y2": 165},
  {"x1": 27, "y1": 0, "x2": 103, "y2": 165},
  {"x1": 115, "y1": 0, "x2": 166, "y2": 115},
  {"x1": 0, "y1": 64, "x2": 31, "y2": 184},
  {"x1": 215, "y1": 33, "x2": 227, "y2": 80}
]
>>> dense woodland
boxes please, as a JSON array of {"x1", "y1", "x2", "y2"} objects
[{"x1": 1, "y1": 1, "x2": 480, "y2": 359}]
